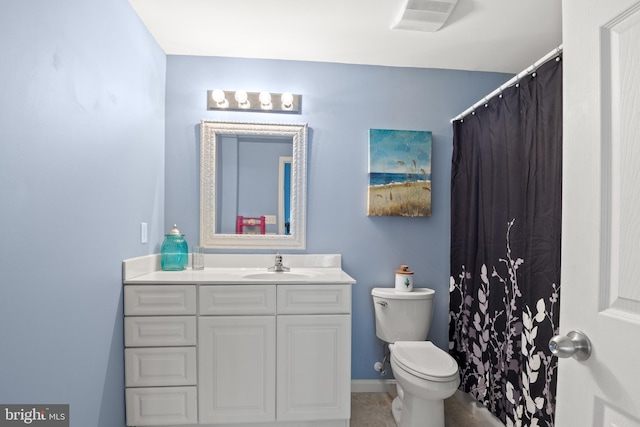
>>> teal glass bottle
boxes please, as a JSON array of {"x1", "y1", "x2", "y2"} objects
[{"x1": 161, "y1": 224, "x2": 189, "y2": 271}]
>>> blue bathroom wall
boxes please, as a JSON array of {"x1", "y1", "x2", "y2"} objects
[
  {"x1": 0, "y1": 1, "x2": 512, "y2": 420},
  {"x1": 0, "y1": 1, "x2": 165, "y2": 426},
  {"x1": 164, "y1": 56, "x2": 510, "y2": 380}
]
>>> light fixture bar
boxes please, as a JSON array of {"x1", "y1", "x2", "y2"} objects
[{"x1": 207, "y1": 90, "x2": 301, "y2": 114}]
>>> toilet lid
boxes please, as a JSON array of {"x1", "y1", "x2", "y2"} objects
[
  {"x1": 371, "y1": 287, "x2": 434, "y2": 300},
  {"x1": 392, "y1": 341, "x2": 459, "y2": 383}
]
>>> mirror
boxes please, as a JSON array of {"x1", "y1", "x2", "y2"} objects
[{"x1": 200, "y1": 121, "x2": 307, "y2": 249}]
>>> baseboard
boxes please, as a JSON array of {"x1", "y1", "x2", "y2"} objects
[
  {"x1": 453, "y1": 390, "x2": 505, "y2": 427},
  {"x1": 350, "y1": 379, "x2": 397, "y2": 393}
]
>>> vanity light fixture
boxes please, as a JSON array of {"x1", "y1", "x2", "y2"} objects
[{"x1": 207, "y1": 89, "x2": 301, "y2": 114}]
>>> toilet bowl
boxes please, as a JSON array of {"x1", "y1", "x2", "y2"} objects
[
  {"x1": 371, "y1": 288, "x2": 460, "y2": 427},
  {"x1": 389, "y1": 341, "x2": 460, "y2": 427}
]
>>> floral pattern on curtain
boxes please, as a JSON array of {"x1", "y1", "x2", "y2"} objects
[{"x1": 449, "y1": 57, "x2": 562, "y2": 427}]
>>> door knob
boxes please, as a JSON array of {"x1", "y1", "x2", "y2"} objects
[{"x1": 548, "y1": 330, "x2": 592, "y2": 361}]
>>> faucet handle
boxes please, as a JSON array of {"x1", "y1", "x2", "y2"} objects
[{"x1": 270, "y1": 252, "x2": 289, "y2": 272}]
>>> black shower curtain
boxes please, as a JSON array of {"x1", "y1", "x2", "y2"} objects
[{"x1": 449, "y1": 57, "x2": 562, "y2": 427}]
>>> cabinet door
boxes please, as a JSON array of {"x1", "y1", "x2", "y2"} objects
[
  {"x1": 277, "y1": 315, "x2": 351, "y2": 421},
  {"x1": 198, "y1": 316, "x2": 276, "y2": 424}
]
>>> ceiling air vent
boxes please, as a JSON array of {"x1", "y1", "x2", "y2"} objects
[{"x1": 391, "y1": 0, "x2": 460, "y2": 32}]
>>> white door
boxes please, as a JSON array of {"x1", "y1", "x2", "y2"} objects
[{"x1": 558, "y1": 0, "x2": 640, "y2": 425}]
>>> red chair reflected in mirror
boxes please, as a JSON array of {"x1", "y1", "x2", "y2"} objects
[{"x1": 236, "y1": 216, "x2": 266, "y2": 234}]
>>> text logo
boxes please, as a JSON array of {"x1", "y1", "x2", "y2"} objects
[{"x1": 0, "y1": 405, "x2": 68, "y2": 427}]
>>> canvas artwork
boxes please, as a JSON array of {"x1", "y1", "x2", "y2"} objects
[{"x1": 368, "y1": 129, "x2": 432, "y2": 217}]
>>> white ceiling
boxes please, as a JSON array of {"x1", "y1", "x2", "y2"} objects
[{"x1": 128, "y1": 0, "x2": 562, "y2": 74}]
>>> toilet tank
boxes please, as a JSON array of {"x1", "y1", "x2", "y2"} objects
[{"x1": 371, "y1": 287, "x2": 435, "y2": 343}]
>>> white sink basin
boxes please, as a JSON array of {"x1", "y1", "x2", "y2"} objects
[{"x1": 242, "y1": 271, "x2": 321, "y2": 281}]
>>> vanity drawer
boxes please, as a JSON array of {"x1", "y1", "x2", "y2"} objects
[
  {"x1": 277, "y1": 285, "x2": 351, "y2": 314},
  {"x1": 125, "y1": 285, "x2": 196, "y2": 316},
  {"x1": 126, "y1": 386, "x2": 197, "y2": 426},
  {"x1": 125, "y1": 316, "x2": 196, "y2": 347},
  {"x1": 125, "y1": 347, "x2": 197, "y2": 387},
  {"x1": 199, "y1": 285, "x2": 276, "y2": 315}
]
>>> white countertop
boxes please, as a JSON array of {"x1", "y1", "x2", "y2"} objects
[
  {"x1": 124, "y1": 267, "x2": 356, "y2": 285},
  {"x1": 123, "y1": 254, "x2": 356, "y2": 285}
]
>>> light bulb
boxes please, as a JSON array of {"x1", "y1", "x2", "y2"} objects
[
  {"x1": 281, "y1": 92, "x2": 294, "y2": 109},
  {"x1": 212, "y1": 89, "x2": 226, "y2": 103},
  {"x1": 235, "y1": 90, "x2": 248, "y2": 105},
  {"x1": 259, "y1": 92, "x2": 272, "y2": 109},
  {"x1": 211, "y1": 89, "x2": 228, "y2": 108},
  {"x1": 259, "y1": 92, "x2": 271, "y2": 104}
]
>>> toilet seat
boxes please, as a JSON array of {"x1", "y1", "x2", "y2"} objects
[{"x1": 392, "y1": 341, "x2": 459, "y2": 383}]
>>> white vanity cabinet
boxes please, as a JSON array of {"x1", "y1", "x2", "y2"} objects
[{"x1": 122, "y1": 254, "x2": 355, "y2": 427}]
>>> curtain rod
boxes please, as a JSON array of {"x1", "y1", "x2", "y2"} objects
[{"x1": 450, "y1": 44, "x2": 563, "y2": 123}]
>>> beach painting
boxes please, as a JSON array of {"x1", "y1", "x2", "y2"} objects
[{"x1": 368, "y1": 128, "x2": 432, "y2": 217}]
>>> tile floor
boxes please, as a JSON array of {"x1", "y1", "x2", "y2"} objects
[{"x1": 350, "y1": 392, "x2": 487, "y2": 427}]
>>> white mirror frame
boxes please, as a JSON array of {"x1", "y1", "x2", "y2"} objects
[{"x1": 200, "y1": 120, "x2": 307, "y2": 249}]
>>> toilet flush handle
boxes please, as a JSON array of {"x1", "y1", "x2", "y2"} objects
[{"x1": 376, "y1": 301, "x2": 387, "y2": 307}]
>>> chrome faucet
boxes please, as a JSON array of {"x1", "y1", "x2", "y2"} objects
[{"x1": 268, "y1": 252, "x2": 290, "y2": 272}]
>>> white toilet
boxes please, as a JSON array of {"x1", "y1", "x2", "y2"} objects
[{"x1": 372, "y1": 287, "x2": 460, "y2": 427}]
